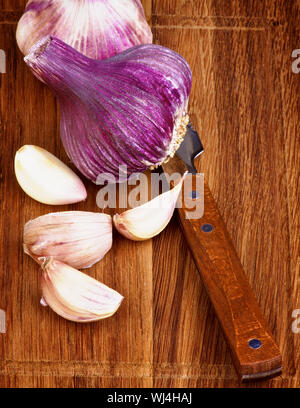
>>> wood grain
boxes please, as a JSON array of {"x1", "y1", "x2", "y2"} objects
[{"x1": 0, "y1": 0, "x2": 299, "y2": 388}]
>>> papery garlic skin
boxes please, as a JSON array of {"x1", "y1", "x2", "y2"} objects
[
  {"x1": 25, "y1": 37, "x2": 192, "y2": 183},
  {"x1": 15, "y1": 145, "x2": 87, "y2": 205},
  {"x1": 41, "y1": 258, "x2": 123, "y2": 322},
  {"x1": 113, "y1": 175, "x2": 185, "y2": 241},
  {"x1": 24, "y1": 211, "x2": 112, "y2": 269},
  {"x1": 17, "y1": 0, "x2": 152, "y2": 58}
]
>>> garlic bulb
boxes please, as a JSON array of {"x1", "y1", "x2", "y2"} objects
[
  {"x1": 41, "y1": 258, "x2": 123, "y2": 322},
  {"x1": 15, "y1": 145, "x2": 87, "y2": 205},
  {"x1": 25, "y1": 37, "x2": 192, "y2": 183},
  {"x1": 113, "y1": 175, "x2": 185, "y2": 241},
  {"x1": 17, "y1": 0, "x2": 152, "y2": 59},
  {"x1": 24, "y1": 211, "x2": 112, "y2": 269}
]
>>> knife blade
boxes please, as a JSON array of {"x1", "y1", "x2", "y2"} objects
[{"x1": 162, "y1": 123, "x2": 282, "y2": 381}]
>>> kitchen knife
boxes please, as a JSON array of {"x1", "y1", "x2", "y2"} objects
[{"x1": 162, "y1": 124, "x2": 282, "y2": 381}]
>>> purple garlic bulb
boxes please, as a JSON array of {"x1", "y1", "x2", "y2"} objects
[
  {"x1": 24, "y1": 36, "x2": 192, "y2": 183},
  {"x1": 17, "y1": 0, "x2": 152, "y2": 59}
]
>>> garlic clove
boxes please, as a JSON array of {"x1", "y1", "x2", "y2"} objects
[
  {"x1": 113, "y1": 175, "x2": 185, "y2": 241},
  {"x1": 24, "y1": 211, "x2": 112, "y2": 269},
  {"x1": 17, "y1": 0, "x2": 152, "y2": 59},
  {"x1": 24, "y1": 37, "x2": 192, "y2": 183},
  {"x1": 41, "y1": 258, "x2": 124, "y2": 323},
  {"x1": 15, "y1": 145, "x2": 87, "y2": 205}
]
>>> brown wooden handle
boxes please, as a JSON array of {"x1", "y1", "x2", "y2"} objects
[{"x1": 177, "y1": 174, "x2": 282, "y2": 381}]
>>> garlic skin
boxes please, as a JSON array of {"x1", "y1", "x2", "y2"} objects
[
  {"x1": 41, "y1": 258, "x2": 123, "y2": 322},
  {"x1": 24, "y1": 211, "x2": 112, "y2": 269},
  {"x1": 113, "y1": 175, "x2": 185, "y2": 241},
  {"x1": 15, "y1": 145, "x2": 87, "y2": 205},
  {"x1": 25, "y1": 37, "x2": 192, "y2": 183},
  {"x1": 16, "y1": 0, "x2": 152, "y2": 59}
]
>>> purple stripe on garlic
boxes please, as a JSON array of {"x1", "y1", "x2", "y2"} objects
[
  {"x1": 24, "y1": 37, "x2": 192, "y2": 183},
  {"x1": 17, "y1": 0, "x2": 152, "y2": 59}
]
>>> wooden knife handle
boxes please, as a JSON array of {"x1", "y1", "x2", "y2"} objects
[{"x1": 177, "y1": 174, "x2": 282, "y2": 381}]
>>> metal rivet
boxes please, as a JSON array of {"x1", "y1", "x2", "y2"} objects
[
  {"x1": 189, "y1": 191, "x2": 200, "y2": 200},
  {"x1": 201, "y1": 224, "x2": 213, "y2": 233},
  {"x1": 248, "y1": 339, "x2": 261, "y2": 349}
]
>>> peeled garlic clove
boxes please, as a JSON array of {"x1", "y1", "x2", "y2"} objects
[
  {"x1": 24, "y1": 211, "x2": 112, "y2": 269},
  {"x1": 15, "y1": 145, "x2": 87, "y2": 205},
  {"x1": 24, "y1": 37, "x2": 192, "y2": 183},
  {"x1": 41, "y1": 258, "x2": 124, "y2": 323},
  {"x1": 113, "y1": 175, "x2": 185, "y2": 241},
  {"x1": 17, "y1": 0, "x2": 152, "y2": 58}
]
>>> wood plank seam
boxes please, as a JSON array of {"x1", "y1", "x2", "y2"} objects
[
  {"x1": 154, "y1": 26, "x2": 267, "y2": 31},
  {"x1": 0, "y1": 12, "x2": 283, "y2": 28}
]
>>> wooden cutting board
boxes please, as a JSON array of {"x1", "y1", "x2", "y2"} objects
[{"x1": 0, "y1": 0, "x2": 299, "y2": 388}]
